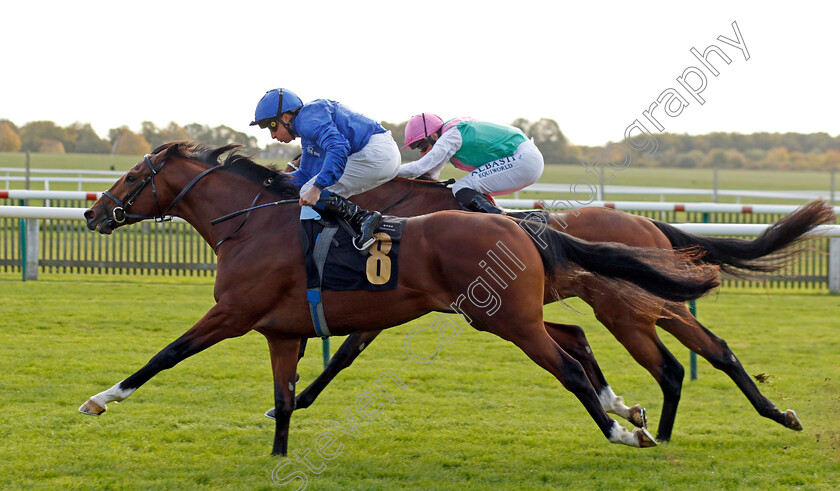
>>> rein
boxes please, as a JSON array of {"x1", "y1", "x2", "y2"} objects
[
  {"x1": 210, "y1": 197, "x2": 299, "y2": 225},
  {"x1": 212, "y1": 185, "x2": 279, "y2": 252}
]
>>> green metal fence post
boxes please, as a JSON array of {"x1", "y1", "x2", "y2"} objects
[
  {"x1": 19, "y1": 199, "x2": 26, "y2": 282},
  {"x1": 686, "y1": 211, "x2": 709, "y2": 381},
  {"x1": 688, "y1": 300, "x2": 698, "y2": 380},
  {"x1": 322, "y1": 338, "x2": 330, "y2": 369}
]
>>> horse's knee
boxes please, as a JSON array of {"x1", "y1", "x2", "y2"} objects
[
  {"x1": 274, "y1": 396, "x2": 295, "y2": 418},
  {"x1": 557, "y1": 355, "x2": 592, "y2": 393},
  {"x1": 276, "y1": 405, "x2": 294, "y2": 419},
  {"x1": 546, "y1": 323, "x2": 590, "y2": 357},
  {"x1": 564, "y1": 325, "x2": 590, "y2": 352},
  {"x1": 703, "y1": 339, "x2": 741, "y2": 372}
]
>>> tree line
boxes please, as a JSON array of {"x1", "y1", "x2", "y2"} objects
[
  {"x1": 1, "y1": 118, "x2": 838, "y2": 170},
  {"x1": 583, "y1": 131, "x2": 840, "y2": 171},
  {"x1": 0, "y1": 120, "x2": 258, "y2": 156}
]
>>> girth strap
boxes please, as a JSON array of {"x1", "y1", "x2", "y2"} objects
[{"x1": 307, "y1": 225, "x2": 339, "y2": 338}]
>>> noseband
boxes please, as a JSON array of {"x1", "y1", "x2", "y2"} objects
[{"x1": 101, "y1": 153, "x2": 220, "y2": 225}]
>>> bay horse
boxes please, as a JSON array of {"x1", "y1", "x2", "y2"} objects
[
  {"x1": 79, "y1": 142, "x2": 721, "y2": 455},
  {"x1": 284, "y1": 176, "x2": 834, "y2": 442}
]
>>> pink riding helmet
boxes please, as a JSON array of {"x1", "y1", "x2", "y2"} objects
[{"x1": 402, "y1": 113, "x2": 444, "y2": 149}]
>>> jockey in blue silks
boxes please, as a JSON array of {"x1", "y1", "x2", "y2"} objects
[{"x1": 250, "y1": 88, "x2": 400, "y2": 250}]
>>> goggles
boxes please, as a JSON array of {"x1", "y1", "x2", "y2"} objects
[
  {"x1": 410, "y1": 139, "x2": 430, "y2": 152},
  {"x1": 258, "y1": 119, "x2": 278, "y2": 130}
]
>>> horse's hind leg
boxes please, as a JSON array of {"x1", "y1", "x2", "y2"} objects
[
  {"x1": 544, "y1": 321, "x2": 647, "y2": 428},
  {"x1": 266, "y1": 330, "x2": 384, "y2": 419},
  {"x1": 657, "y1": 302, "x2": 803, "y2": 433},
  {"x1": 492, "y1": 320, "x2": 656, "y2": 448},
  {"x1": 587, "y1": 295, "x2": 685, "y2": 442},
  {"x1": 296, "y1": 330, "x2": 383, "y2": 409},
  {"x1": 266, "y1": 336, "x2": 301, "y2": 456}
]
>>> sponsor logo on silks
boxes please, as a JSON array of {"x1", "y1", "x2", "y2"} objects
[
  {"x1": 306, "y1": 145, "x2": 322, "y2": 157},
  {"x1": 473, "y1": 155, "x2": 518, "y2": 179}
]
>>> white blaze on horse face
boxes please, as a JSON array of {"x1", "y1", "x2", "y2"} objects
[
  {"x1": 90, "y1": 382, "x2": 136, "y2": 407},
  {"x1": 599, "y1": 386, "x2": 632, "y2": 418}
]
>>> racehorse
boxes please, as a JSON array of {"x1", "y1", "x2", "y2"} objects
[
  {"x1": 79, "y1": 142, "x2": 720, "y2": 455},
  {"x1": 283, "y1": 176, "x2": 834, "y2": 441}
]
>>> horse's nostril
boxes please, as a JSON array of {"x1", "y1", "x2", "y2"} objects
[{"x1": 84, "y1": 209, "x2": 95, "y2": 220}]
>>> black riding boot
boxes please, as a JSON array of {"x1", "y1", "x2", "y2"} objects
[
  {"x1": 318, "y1": 194, "x2": 383, "y2": 250},
  {"x1": 455, "y1": 188, "x2": 505, "y2": 215}
]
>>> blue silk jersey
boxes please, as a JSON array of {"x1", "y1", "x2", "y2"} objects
[{"x1": 288, "y1": 99, "x2": 385, "y2": 189}]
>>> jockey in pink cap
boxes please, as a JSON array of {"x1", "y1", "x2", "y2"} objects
[{"x1": 399, "y1": 113, "x2": 544, "y2": 214}]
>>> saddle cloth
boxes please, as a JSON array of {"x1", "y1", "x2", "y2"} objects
[{"x1": 301, "y1": 216, "x2": 406, "y2": 292}]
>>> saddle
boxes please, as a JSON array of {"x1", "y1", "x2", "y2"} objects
[{"x1": 300, "y1": 216, "x2": 405, "y2": 337}]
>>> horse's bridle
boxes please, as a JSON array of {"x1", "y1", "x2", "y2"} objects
[{"x1": 101, "y1": 153, "x2": 221, "y2": 225}]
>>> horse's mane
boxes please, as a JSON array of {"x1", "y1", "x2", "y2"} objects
[
  {"x1": 154, "y1": 141, "x2": 299, "y2": 199},
  {"x1": 152, "y1": 141, "x2": 453, "y2": 199}
]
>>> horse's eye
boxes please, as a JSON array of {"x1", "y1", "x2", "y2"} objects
[{"x1": 126, "y1": 175, "x2": 137, "y2": 184}]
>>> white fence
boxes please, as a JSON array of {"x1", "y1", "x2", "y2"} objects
[
  {"x1": 514, "y1": 183, "x2": 835, "y2": 202},
  {"x1": 3, "y1": 190, "x2": 840, "y2": 216},
  {"x1": 1, "y1": 201, "x2": 839, "y2": 293},
  {"x1": 0, "y1": 167, "x2": 123, "y2": 191},
  {"x1": 496, "y1": 199, "x2": 840, "y2": 215}
]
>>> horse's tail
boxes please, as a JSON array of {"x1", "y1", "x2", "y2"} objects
[
  {"x1": 649, "y1": 199, "x2": 836, "y2": 275},
  {"x1": 525, "y1": 224, "x2": 720, "y2": 303}
]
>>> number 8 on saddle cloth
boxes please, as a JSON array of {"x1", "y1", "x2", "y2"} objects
[{"x1": 300, "y1": 216, "x2": 405, "y2": 337}]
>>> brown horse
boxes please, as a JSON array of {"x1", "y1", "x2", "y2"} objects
[
  {"x1": 284, "y1": 176, "x2": 834, "y2": 442},
  {"x1": 78, "y1": 142, "x2": 720, "y2": 455}
]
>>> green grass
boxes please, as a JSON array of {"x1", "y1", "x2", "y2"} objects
[{"x1": 1, "y1": 273, "x2": 838, "y2": 489}]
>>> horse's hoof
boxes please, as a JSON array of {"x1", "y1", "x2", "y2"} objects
[
  {"x1": 629, "y1": 405, "x2": 647, "y2": 428},
  {"x1": 265, "y1": 407, "x2": 276, "y2": 420},
  {"x1": 784, "y1": 409, "x2": 803, "y2": 431},
  {"x1": 79, "y1": 399, "x2": 106, "y2": 416},
  {"x1": 634, "y1": 427, "x2": 658, "y2": 448}
]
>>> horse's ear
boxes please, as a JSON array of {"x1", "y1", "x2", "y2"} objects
[
  {"x1": 157, "y1": 140, "x2": 193, "y2": 162},
  {"x1": 152, "y1": 141, "x2": 180, "y2": 158}
]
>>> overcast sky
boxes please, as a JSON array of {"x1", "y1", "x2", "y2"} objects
[{"x1": 1, "y1": 1, "x2": 835, "y2": 149}]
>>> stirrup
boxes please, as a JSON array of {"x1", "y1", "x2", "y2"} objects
[
  {"x1": 352, "y1": 210, "x2": 382, "y2": 251},
  {"x1": 353, "y1": 235, "x2": 376, "y2": 251}
]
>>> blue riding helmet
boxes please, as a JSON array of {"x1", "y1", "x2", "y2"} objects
[{"x1": 250, "y1": 88, "x2": 304, "y2": 127}]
